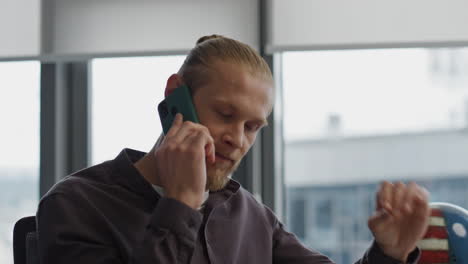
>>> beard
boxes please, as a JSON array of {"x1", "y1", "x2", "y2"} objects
[
  {"x1": 205, "y1": 158, "x2": 242, "y2": 191},
  {"x1": 154, "y1": 133, "x2": 243, "y2": 192}
]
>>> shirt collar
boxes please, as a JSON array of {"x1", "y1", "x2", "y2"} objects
[
  {"x1": 111, "y1": 148, "x2": 241, "y2": 208},
  {"x1": 111, "y1": 148, "x2": 160, "y2": 206}
]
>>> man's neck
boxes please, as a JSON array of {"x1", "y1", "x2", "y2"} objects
[{"x1": 134, "y1": 149, "x2": 160, "y2": 186}]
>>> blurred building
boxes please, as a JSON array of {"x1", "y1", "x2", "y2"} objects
[{"x1": 285, "y1": 129, "x2": 468, "y2": 263}]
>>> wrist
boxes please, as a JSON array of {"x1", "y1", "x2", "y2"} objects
[
  {"x1": 166, "y1": 191, "x2": 203, "y2": 210},
  {"x1": 379, "y1": 245, "x2": 411, "y2": 263}
]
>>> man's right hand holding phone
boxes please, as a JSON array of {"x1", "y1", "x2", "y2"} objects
[{"x1": 153, "y1": 113, "x2": 215, "y2": 210}]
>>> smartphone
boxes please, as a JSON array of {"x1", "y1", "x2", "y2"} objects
[{"x1": 158, "y1": 84, "x2": 200, "y2": 135}]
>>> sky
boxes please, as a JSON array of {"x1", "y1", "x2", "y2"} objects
[
  {"x1": 91, "y1": 56, "x2": 185, "y2": 164},
  {"x1": 1, "y1": 48, "x2": 468, "y2": 174},
  {"x1": 0, "y1": 61, "x2": 40, "y2": 169},
  {"x1": 283, "y1": 48, "x2": 468, "y2": 141}
]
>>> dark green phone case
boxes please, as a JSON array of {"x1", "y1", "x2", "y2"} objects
[{"x1": 158, "y1": 85, "x2": 200, "y2": 135}]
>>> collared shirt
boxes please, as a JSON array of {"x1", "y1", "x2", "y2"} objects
[{"x1": 36, "y1": 148, "x2": 420, "y2": 264}]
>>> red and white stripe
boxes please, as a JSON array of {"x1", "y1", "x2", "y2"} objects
[{"x1": 417, "y1": 209, "x2": 450, "y2": 264}]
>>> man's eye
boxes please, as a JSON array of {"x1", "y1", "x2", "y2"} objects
[
  {"x1": 218, "y1": 111, "x2": 232, "y2": 118},
  {"x1": 245, "y1": 124, "x2": 260, "y2": 132}
]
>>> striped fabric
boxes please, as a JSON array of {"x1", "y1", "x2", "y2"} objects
[{"x1": 417, "y1": 209, "x2": 450, "y2": 264}]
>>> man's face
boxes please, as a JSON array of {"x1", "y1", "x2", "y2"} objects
[{"x1": 191, "y1": 60, "x2": 274, "y2": 191}]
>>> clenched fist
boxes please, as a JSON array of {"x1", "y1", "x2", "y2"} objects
[{"x1": 368, "y1": 181, "x2": 430, "y2": 262}]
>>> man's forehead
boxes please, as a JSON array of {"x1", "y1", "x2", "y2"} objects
[
  {"x1": 211, "y1": 62, "x2": 272, "y2": 92},
  {"x1": 198, "y1": 60, "x2": 274, "y2": 109}
]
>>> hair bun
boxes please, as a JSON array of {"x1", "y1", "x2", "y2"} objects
[{"x1": 196, "y1": 34, "x2": 224, "y2": 45}]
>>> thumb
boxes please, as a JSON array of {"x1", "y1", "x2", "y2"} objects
[{"x1": 368, "y1": 209, "x2": 392, "y2": 233}]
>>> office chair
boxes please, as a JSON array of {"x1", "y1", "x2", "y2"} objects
[{"x1": 13, "y1": 216, "x2": 39, "y2": 264}]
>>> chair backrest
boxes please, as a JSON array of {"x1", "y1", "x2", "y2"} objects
[{"x1": 13, "y1": 216, "x2": 39, "y2": 264}]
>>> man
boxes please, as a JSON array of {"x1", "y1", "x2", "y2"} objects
[{"x1": 37, "y1": 35, "x2": 430, "y2": 263}]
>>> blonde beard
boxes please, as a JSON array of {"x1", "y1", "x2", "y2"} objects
[
  {"x1": 205, "y1": 166, "x2": 230, "y2": 191},
  {"x1": 154, "y1": 133, "x2": 240, "y2": 192},
  {"x1": 205, "y1": 159, "x2": 241, "y2": 191}
]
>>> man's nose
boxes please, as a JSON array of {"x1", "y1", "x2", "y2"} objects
[{"x1": 222, "y1": 124, "x2": 244, "y2": 149}]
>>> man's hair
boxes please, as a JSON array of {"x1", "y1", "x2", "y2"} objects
[{"x1": 178, "y1": 34, "x2": 273, "y2": 93}]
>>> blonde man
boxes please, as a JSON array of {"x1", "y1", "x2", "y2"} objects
[{"x1": 37, "y1": 35, "x2": 430, "y2": 264}]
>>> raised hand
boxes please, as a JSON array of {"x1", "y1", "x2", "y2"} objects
[
  {"x1": 154, "y1": 113, "x2": 215, "y2": 209},
  {"x1": 368, "y1": 181, "x2": 430, "y2": 262}
]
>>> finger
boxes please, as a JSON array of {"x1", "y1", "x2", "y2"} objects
[
  {"x1": 197, "y1": 128, "x2": 215, "y2": 163},
  {"x1": 182, "y1": 132, "x2": 209, "y2": 165},
  {"x1": 165, "y1": 113, "x2": 184, "y2": 138},
  {"x1": 173, "y1": 122, "x2": 215, "y2": 163},
  {"x1": 205, "y1": 141, "x2": 216, "y2": 164},
  {"x1": 191, "y1": 130, "x2": 215, "y2": 161},
  {"x1": 405, "y1": 185, "x2": 431, "y2": 238},
  {"x1": 410, "y1": 182, "x2": 429, "y2": 204},
  {"x1": 398, "y1": 183, "x2": 428, "y2": 227},
  {"x1": 368, "y1": 209, "x2": 392, "y2": 234},
  {"x1": 408, "y1": 183, "x2": 430, "y2": 217},
  {"x1": 184, "y1": 123, "x2": 215, "y2": 163},
  {"x1": 178, "y1": 122, "x2": 215, "y2": 162},
  {"x1": 184, "y1": 130, "x2": 202, "y2": 147},
  {"x1": 418, "y1": 187, "x2": 430, "y2": 206},
  {"x1": 400, "y1": 182, "x2": 418, "y2": 214},
  {"x1": 171, "y1": 121, "x2": 200, "y2": 143},
  {"x1": 200, "y1": 133, "x2": 215, "y2": 163},
  {"x1": 377, "y1": 181, "x2": 393, "y2": 212},
  {"x1": 392, "y1": 182, "x2": 406, "y2": 217}
]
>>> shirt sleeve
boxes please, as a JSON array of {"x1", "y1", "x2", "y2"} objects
[
  {"x1": 37, "y1": 193, "x2": 202, "y2": 264},
  {"x1": 272, "y1": 219, "x2": 420, "y2": 264},
  {"x1": 272, "y1": 220, "x2": 335, "y2": 264},
  {"x1": 357, "y1": 241, "x2": 420, "y2": 264}
]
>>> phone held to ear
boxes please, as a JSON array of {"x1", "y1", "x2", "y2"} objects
[{"x1": 158, "y1": 84, "x2": 200, "y2": 135}]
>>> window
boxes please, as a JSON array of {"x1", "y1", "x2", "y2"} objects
[
  {"x1": 0, "y1": 61, "x2": 40, "y2": 264},
  {"x1": 283, "y1": 48, "x2": 468, "y2": 261},
  {"x1": 91, "y1": 56, "x2": 185, "y2": 165},
  {"x1": 316, "y1": 199, "x2": 332, "y2": 229},
  {"x1": 290, "y1": 199, "x2": 306, "y2": 239}
]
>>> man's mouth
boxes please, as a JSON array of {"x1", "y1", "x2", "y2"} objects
[{"x1": 215, "y1": 152, "x2": 233, "y2": 163}]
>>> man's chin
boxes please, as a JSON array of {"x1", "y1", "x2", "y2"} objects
[
  {"x1": 206, "y1": 176, "x2": 230, "y2": 191},
  {"x1": 206, "y1": 161, "x2": 240, "y2": 191}
]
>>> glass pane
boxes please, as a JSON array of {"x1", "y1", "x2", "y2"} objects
[
  {"x1": 283, "y1": 48, "x2": 468, "y2": 263},
  {"x1": 0, "y1": 61, "x2": 40, "y2": 264},
  {"x1": 91, "y1": 56, "x2": 186, "y2": 165}
]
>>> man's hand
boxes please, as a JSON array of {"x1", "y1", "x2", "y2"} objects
[
  {"x1": 154, "y1": 113, "x2": 215, "y2": 209},
  {"x1": 368, "y1": 181, "x2": 430, "y2": 263}
]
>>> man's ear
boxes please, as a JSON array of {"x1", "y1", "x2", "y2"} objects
[{"x1": 165, "y1": 74, "x2": 184, "y2": 97}]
